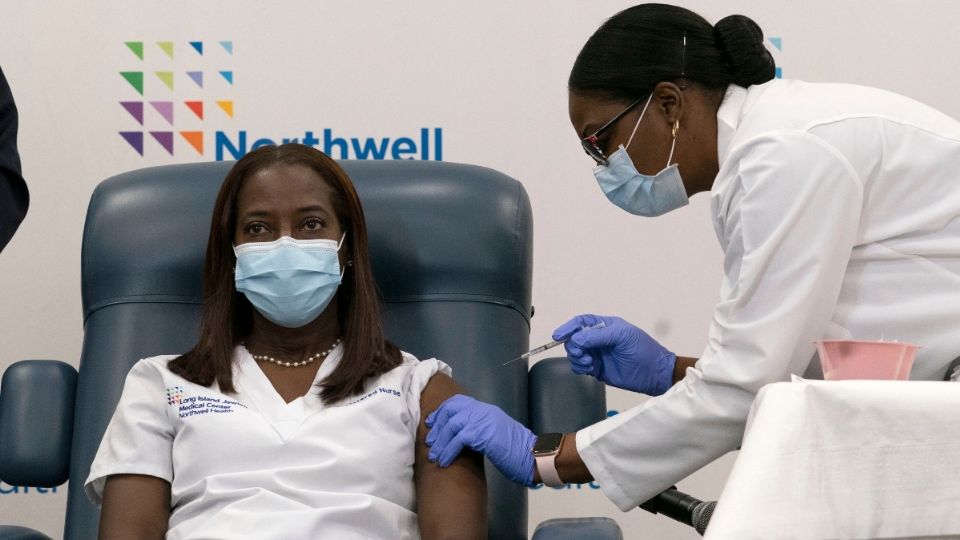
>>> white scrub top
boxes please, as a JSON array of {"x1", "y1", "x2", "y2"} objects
[
  {"x1": 85, "y1": 345, "x2": 450, "y2": 539},
  {"x1": 577, "y1": 79, "x2": 960, "y2": 511}
]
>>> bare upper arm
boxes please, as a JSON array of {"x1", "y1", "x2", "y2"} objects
[
  {"x1": 99, "y1": 474, "x2": 171, "y2": 540},
  {"x1": 415, "y1": 372, "x2": 487, "y2": 540}
]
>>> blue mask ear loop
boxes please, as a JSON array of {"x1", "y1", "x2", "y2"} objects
[
  {"x1": 624, "y1": 93, "x2": 679, "y2": 171},
  {"x1": 336, "y1": 231, "x2": 348, "y2": 279},
  {"x1": 624, "y1": 93, "x2": 654, "y2": 150}
]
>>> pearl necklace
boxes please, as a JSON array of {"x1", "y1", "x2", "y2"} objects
[{"x1": 248, "y1": 338, "x2": 341, "y2": 368}]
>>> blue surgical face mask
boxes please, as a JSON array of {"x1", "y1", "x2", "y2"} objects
[
  {"x1": 593, "y1": 94, "x2": 690, "y2": 217},
  {"x1": 234, "y1": 234, "x2": 345, "y2": 328}
]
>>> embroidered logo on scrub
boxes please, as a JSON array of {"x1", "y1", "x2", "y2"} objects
[
  {"x1": 166, "y1": 386, "x2": 184, "y2": 405},
  {"x1": 166, "y1": 388, "x2": 249, "y2": 419}
]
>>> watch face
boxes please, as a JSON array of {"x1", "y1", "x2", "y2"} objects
[{"x1": 533, "y1": 432, "x2": 563, "y2": 455}]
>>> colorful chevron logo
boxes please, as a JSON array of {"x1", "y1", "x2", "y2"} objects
[
  {"x1": 118, "y1": 40, "x2": 234, "y2": 156},
  {"x1": 117, "y1": 39, "x2": 445, "y2": 162},
  {"x1": 166, "y1": 386, "x2": 184, "y2": 406}
]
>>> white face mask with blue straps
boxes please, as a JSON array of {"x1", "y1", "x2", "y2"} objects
[
  {"x1": 592, "y1": 93, "x2": 690, "y2": 217},
  {"x1": 233, "y1": 233, "x2": 345, "y2": 328}
]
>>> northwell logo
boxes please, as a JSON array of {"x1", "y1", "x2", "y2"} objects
[
  {"x1": 214, "y1": 128, "x2": 444, "y2": 162},
  {"x1": 118, "y1": 40, "x2": 444, "y2": 161}
]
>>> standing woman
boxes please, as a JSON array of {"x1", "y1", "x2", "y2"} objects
[{"x1": 426, "y1": 3, "x2": 960, "y2": 512}]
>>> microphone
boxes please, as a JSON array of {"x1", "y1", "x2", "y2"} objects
[{"x1": 639, "y1": 487, "x2": 717, "y2": 535}]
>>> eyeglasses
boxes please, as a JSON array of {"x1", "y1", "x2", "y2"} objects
[{"x1": 580, "y1": 95, "x2": 648, "y2": 166}]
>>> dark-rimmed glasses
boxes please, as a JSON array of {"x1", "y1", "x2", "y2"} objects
[{"x1": 580, "y1": 95, "x2": 647, "y2": 166}]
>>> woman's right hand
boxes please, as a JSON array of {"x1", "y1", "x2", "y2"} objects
[{"x1": 552, "y1": 314, "x2": 677, "y2": 396}]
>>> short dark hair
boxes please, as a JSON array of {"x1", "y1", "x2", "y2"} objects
[
  {"x1": 169, "y1": 144, "x2": 402, "y2": 404},
  {"x1": 569, "y1": 3, "x2": 775, "y2": 102}
]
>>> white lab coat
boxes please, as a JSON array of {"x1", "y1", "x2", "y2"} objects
[
  {"x1": 85, "y1": 345, "x2": 450, "y2": 539},
  {"x1": 577, "y1": 79, "x2": 960, "y2": 511}
]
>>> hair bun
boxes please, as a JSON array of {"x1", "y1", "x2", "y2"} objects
[{"x1": 713, "y1": 14, "x2": 776, "y2": 87}]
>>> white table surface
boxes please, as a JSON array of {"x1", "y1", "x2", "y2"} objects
[{"x1": 704, "y1": 379, "x2": 960, "y2": 540}]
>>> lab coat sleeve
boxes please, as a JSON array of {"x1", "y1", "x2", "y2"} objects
[
  {"x1": 84, "y1": 358, "x2": 176, "y2": 505},
  {"x1": 576, "y1": 131, "x2": 863, "y2": 511}
]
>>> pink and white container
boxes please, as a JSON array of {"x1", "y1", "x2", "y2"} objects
[{"x1": 816, "y1": 339, "x2": 919, "y2": 381}]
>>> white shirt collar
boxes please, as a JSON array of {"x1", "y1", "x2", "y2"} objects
[{"x1": 716, "y1": 84, "x2": 749, "y2": 168}]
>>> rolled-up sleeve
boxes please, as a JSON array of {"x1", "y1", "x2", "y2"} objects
[
  {"x1": 577, "y1": 131, "x2": 863, "y2": 510},
  {"x1": 401, "y1": 356, "x2": 453, "y2": 436},
  {"x1": 84, "y1": 359, "x2": 176, "y2": 505}
]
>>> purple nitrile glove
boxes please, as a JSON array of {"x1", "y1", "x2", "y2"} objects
[
  {"x1": 552, "y1": 314, "x2": 676, "y2": 396},
  {"x1": 425, "y1": 394, "x2": 537, "y2": 487}
]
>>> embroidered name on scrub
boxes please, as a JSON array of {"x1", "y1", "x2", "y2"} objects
[
  {"x1": 344, "y1": 386, "x2": 402, "y2": 406},
  {"x1": 174, "y1": 394, "x2": 248, "y2": 419}
]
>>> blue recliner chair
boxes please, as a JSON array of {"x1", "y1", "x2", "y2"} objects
[{"x1": 0, "y1": 160, "x2": 621, "y2": 539}]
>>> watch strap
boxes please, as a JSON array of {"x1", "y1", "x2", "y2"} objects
[{"x1": 535, "y1": 453, "x2": 564, "y2": 487}]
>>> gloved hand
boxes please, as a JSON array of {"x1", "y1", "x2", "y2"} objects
[
  {"x1": 425, "y1": 394, "x2": 537, "y2": 487},
  {"x1": 552, "y1": 314, "x2": 676, "y2": 396}
]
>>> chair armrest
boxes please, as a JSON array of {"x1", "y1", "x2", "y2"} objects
[
  {"x1": 529, "y1": 357, "x2": 606, "y2": 434},
  {"x1": 532, "y1": 517, "x2": 623, "y2": 540},
  {"x1": 0, "y1": 360, "x2": 77, "y2": 487},
  {"x1": 0, "y1": 526, "x2": 53, "y2": 540}
]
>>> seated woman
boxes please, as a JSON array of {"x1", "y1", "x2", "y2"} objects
[{"x1": 84, "y1": 144, "x2": 487, "y2": 539}]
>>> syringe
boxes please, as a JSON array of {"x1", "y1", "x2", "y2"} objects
[{"x1": 503, "y1": 321, "x2": 606, "y2": 366}]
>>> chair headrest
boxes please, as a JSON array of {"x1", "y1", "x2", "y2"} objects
[{"x1": 81, "y1": 160, "x2": 533, "y2": 323}]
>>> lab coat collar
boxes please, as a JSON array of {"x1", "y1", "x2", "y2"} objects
[{"x1": 716, "y1": 84, "x2": 749, "y2": 168}]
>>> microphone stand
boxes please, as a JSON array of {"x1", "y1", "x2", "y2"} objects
[{"x1": 639, "y1": 487, "x2": 716, "y2": 535}]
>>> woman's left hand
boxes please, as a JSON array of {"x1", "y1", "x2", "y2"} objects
[{"x1": 426, "y1": 394, "x2": 537, "y2": 486}]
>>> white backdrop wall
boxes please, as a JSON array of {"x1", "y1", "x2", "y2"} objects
[{"x1": 2, "y1": 2, "x2": 959, "y2": 538}]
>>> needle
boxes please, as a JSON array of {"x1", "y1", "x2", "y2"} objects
[
  {"x1": 502, "y1": 339, "x2": 567, "y2": 366},
  {"x1": 503, "y1": 321, "x2": 606, "y2": 366}
]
